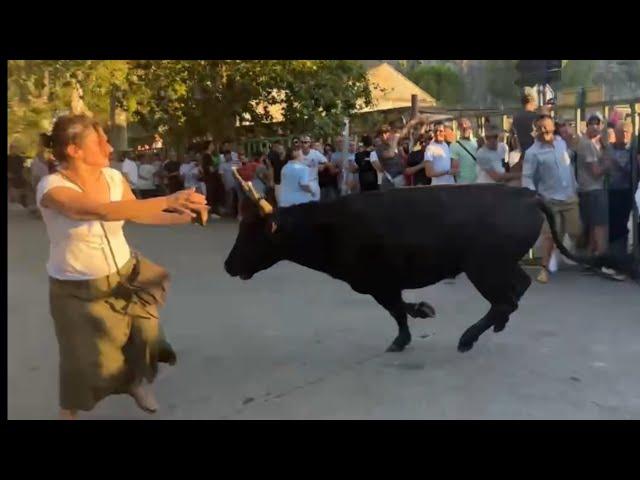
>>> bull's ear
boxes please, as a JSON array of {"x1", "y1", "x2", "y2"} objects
[{"x1": 266, "y1": 216, "x2": 280, "y2": 237}]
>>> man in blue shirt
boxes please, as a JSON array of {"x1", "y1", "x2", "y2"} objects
[
  {"x1": 279, "y1": 147, "x2": 314, "y2": 208},
  {"x1": 523, "y1": 114, "x2": 581, "y2": 283}
]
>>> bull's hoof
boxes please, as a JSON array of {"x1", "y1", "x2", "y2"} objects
[
  {"x1": 493, "y1": 321, "x2": 507, "y2": 333},
  {"x1": 386, "y1": 336, "x2": 411, "y2": 353},
  {"x1": 386, "y1": 343, "x2": 406, "y2": 353},
  {"x1": 413, "y1": 302, "x2": 436, "y2": 319},
  {"x1": 457, "y1": 334, "x2": 476, "y2": 353}
]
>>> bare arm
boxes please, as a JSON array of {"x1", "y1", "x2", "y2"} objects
[
  {"x1": 41, "y1": 181, "x2": 206, "y2": 224},
  {"x1": 371, "y1": 160, "x2": 384, "y2": 174},
  {"x1": 424, "y1": 161, "x2": 454, "y2": 178},
  {"x1": 404, "y1": 160, "x2": 426, "y2": 175},
  {"x1": 369, "y1": 151, "x2": 384, "y2": 174},
  {"x1": 325, "y1": 162, "x2": 339, "y2": 175},
  {"x1": 450, "y1": 158, "x2": 460, "y2": 175},
  {"x1": 484, "y1": 169, "x2": 522, "y2": 183},
  {"x1": 120, "y1": 181, "x2": 197, "y2": 225},
  {"x1": 397, "y1": 116, "x2": 428, "y2": 140},
  {"x1": 133, "y1": 210, "x2": 195, "y2": 225}
]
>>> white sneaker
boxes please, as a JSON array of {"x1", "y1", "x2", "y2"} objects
[
  {"x1": 601, "y1": 267, "x2": 625, "y2": 281},
  {"x1": 548, "y1": 251, "x2": 558, "y2": 273}
]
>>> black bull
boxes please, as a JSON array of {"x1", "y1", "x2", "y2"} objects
[{"x1": 224, "y1": 184, "x2": 606, "y2": 353}]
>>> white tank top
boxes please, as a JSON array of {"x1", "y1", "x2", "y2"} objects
[{"x1": 36, "y1": 168, "x2": 132, "y2": 280}]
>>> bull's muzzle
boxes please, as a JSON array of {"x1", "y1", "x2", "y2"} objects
[{"x1": 224, "y1": 259, "x2": 253, "y2": 281}]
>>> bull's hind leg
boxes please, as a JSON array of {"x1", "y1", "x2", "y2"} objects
[
  {"x1": 404, "y1": 301, "x2": 436, "y2": 319},
  {"x1": 372, "y1": 291, "x2": 411, "y2": 352},
  {"x1": 494, "y1": 265, "x2": 531, "y2": 332},
  {"x1": 457, "y1": 263, "x2": 530, "y2": 353}
]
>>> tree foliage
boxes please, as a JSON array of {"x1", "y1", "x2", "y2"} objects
[
  {"x1": 8, "y1": 60, "x2": 373, "y2": 155},
  {"x1": 559, "y1": 60, "x2": 597, "y2": 89},
  {"x1": 402, "y1": 64, "x2": 465, "y2": 105},
  {"x1": 485, "y1": 60, "x2": 520, "y2": 105},
  {"x1": 8, "y1": 60, "x2": 133, "y2": 155},
  {"x1": 129, "y1": 60, "x2": 372, "y2": 143}
]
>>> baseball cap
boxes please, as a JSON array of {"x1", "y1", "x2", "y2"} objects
[{"x1": 586, "y1": 112, "x2": 604, "y2": 124}]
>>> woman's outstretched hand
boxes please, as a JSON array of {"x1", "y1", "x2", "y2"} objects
[{"x1": 166, "y1": 188, "x2": 209, "y2": 224}]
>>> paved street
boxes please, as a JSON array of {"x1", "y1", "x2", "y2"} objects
[{"x1": 7, "y1": 205, "x2": 640, "y2": 419}]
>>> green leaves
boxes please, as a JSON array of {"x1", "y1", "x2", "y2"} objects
[
  {"x1": 402, "y1": 64, "x2": 464, "y2": 106},
  {"x1": 560, "y1": 60, "x2": 597, "y2": 89},
  {"x1": 129, "y1": 60, "x2": 372, "y2": 143},
  {"x1": 485, "y1": 60, "x2": 519, "y2": 105},
  {"x1": 9, "y1": 60, "x2": 372, "y2": 155}
]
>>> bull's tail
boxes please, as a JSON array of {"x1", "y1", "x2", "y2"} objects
[
  {"x1": 535, "y1": 196, "x2": 599, "y2": 268},
  {"x1": 535, "y1": 196, "x2": 637, "y2": 274}
]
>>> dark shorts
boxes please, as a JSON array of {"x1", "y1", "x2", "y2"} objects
[{"x1": 579, "y1": 189, "x2": 608, "y2": 228}]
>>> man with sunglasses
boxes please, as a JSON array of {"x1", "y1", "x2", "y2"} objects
[
  {"x1": 300, "y1": 135, "x2": 328, "y2": 201},
  {"x1": 523, "y1": 114, "x2": 581, "y2": 283}
]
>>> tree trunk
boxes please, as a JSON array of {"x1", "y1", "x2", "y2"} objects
[{"x1": 108, "y1": 89, "x2": 128, "y2": 153}]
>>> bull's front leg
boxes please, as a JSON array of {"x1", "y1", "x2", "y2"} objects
[
  {"x1": 404, "y1": 301, "x2": 436, "y2": 319},
  {"x1": 372, "y1": 291, "x2": 411, "y2": 352}
]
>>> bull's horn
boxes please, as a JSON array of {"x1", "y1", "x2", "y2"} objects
[
  {"x1": 258, "y1": 198, "x2": 274, "y2": 216},
  {"x1": 231, "y1": 167, "x2": 247, "y2": 189},
  {"x1": 232, "y1": 167, "x2": 274, "y2": 216}
]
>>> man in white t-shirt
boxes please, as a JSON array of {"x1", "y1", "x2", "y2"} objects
[
  {"x1": 300, "y1": 135, "x2": 327, "y2": 201},
  {"x1": 180, "y1": 153, "x2": 202, "y2": 190},
  {"x1": 137, "y1": 154, "x2": 159, "y2": 199},
  {"x1": 475, "y1": 125, "x2": 521, "y2": 184},
  {"x1": 121, "y1": 153, "x2": 139, "y2": 196},
  {"x1": 220, "y1": 140, "x2": 239, "y2": 162},
  {"x1": 424, "y1": 121, "x2": 459, "y2": 185}
]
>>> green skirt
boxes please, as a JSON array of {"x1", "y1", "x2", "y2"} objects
[{"x1": 49, "y1": 254, "x2": 176, "y2": 411}]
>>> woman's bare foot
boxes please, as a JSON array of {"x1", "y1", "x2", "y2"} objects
[{"x1": 129, "y1": 385, "x2": 159, "y2": 414}]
